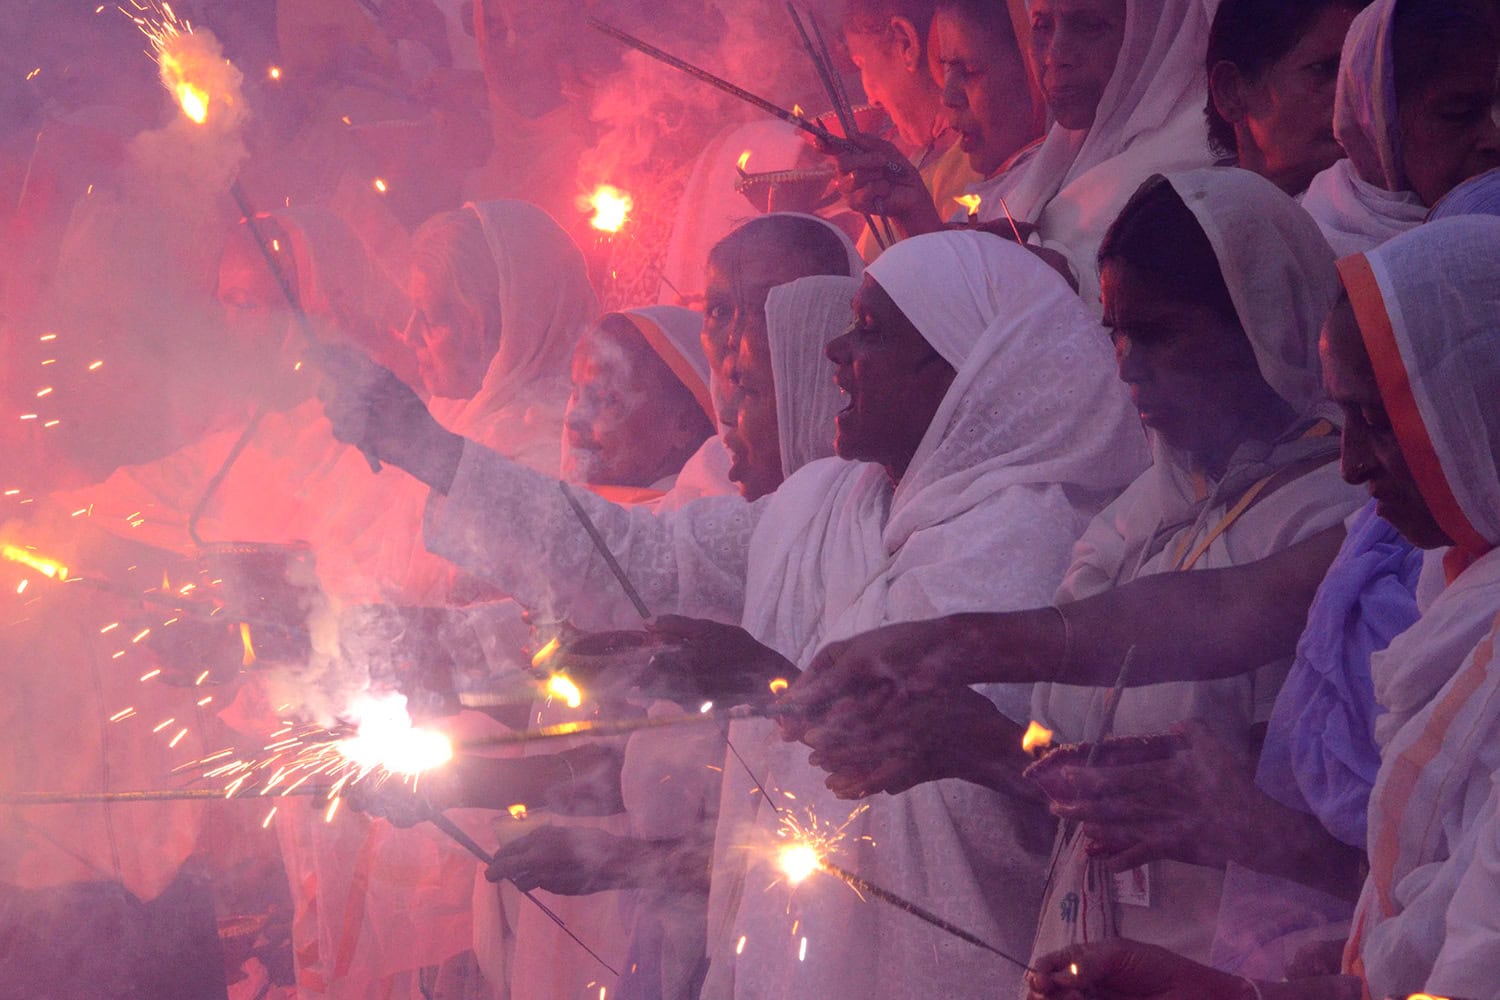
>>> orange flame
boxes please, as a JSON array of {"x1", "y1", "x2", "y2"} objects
[
  {"x1": 160, "y1": 49, "x2": 209, "y2": 124},
  {"x1": 507, "y1": 803, "x2": 528, "y2": 820},
  {"x1": 580, "y1": 185, "x2": 633, "y2": 233},
  {"x1": 545, "y1": 674, "x2": 583, "y2": 709},
  {"x1": 768, "y1": 677, "x2": 789, "y2": 695},
  {"x1": 239, "y1": 623, "x2": 256, "y2": 666},
  {"x1": 1, "y1": 543, "x2": 68, "y2": 580},
  {"x1": 1021, "y1": 720, "x2": 1054, "y2": 754},
  {"x1": 954, "y1": 194, "x2": 983, "y2": 216},
  {"x1": 737, "y1": 150, "x2": 752, "y2": 172},
  {"x1": 530, "y1": 636, "x2": 560, "y2": 668}
]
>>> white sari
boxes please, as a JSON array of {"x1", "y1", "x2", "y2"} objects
[{"x1": 1336, "y1": 217, "x2": 1500, "y2": 1000}]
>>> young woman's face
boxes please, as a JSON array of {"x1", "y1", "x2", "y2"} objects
[
  {"x1": 1101, "y1": 257, "x2": 1282, "y2": 470},
  {"x1": 1398, "y1": 36, "x2": 1500, "y2": 206},
  {"x1": 1028, "y1": 0, "x2": 1129, "y2": 131},
  {"x1": 1320, "y1": 296, "x2": 1449, "y2": 548},
  {"x1": 825, "y1": 276, "x2": 955, "y2": 479},
  {"x1": 933, "y1": 8, "x2": 1036, "y2": 176},
  {"x1": 1231, "y1": 5, "x2": 1357, "y2": 194}
]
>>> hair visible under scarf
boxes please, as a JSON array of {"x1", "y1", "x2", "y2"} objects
[{"x1": 707, "y1": 213, "x2": 864, "y2": 278}]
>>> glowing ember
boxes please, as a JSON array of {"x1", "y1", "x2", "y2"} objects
[
  {"x1": 507, "y1": 803, "x2": 528, "y2": 820},
  {"x1": 954, "y1": 194, "x2": 983, "y2": 216},
  {"x1": 530, "y1": 636, "x2": 561, "y2": 668},
  {"x1": 545, "y1": 674, "x2": 584, "y2": 709},
  {"x1": 776, "y1": 843, "x2": 823, "y2": 885},
  {"x1": 768, "y1": 677, "x2": 789, "y2": 695},
  {"x1": 268, "y1": 66, "x2": 282, "y2": 80},
  {"x1": 1021, "y1": 720, "x2": 1054, "y2": 754},
  {"x1": 1, "y1": 543, "x2": 68, "y2": 580},
  {"x1": 239, "y1": 623, "x2": 256, "y2": 666},
  {"x1": 580, "y1": 185, "x2": 633, "y2": 233},
  {"x1": 373, "y1": 177, "x2": 388, "y2": 194}
]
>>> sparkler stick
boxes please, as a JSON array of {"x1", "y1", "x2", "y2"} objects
[
  {"x1": 558, "y1": 481, "x2": 652, "y2": 619},
  {"x1": 588, "y1": 18, "x2": 857, "y2": 154},
  {"x1": 996, "y1": 194, "x2": 1026, "y2": 248},
  {"x1": 458, "y1": 702, "x2": 795, "y2": 749},
  {"x1": 425, "y1": 812, "x2": 621, "y2": 977},
  {"x1": 819, "y1": 859, "x2": 1033, "y2": 972},
  {"x1": 1083, "y1": 644, "x2": 1138, "y2": 768},
  {"x1": 0, "y1": 786, "x2": 332, "y2": 805}
]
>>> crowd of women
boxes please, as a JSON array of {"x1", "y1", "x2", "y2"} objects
[{"x1": 3, "y1": 0, "x2": 1500, "y2": 998}]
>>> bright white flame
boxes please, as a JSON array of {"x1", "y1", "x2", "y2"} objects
[
  {"x1": 777, "y1": 843, "x2": 822, "y2": 886},
  {"x1": 1, "y1": 543, "x2": 68, "y2": 580},
  {"x1": 580, "y1": 185, "x2": 633, "y2": 233},
  {"x1": 337, "y1": 693, "x2": 454, "y2": 777},
  {"x1": 545, "y1": 674, "x2": 583, "y2": 709}
]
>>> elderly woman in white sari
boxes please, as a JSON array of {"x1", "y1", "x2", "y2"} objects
[
  {"x1": 787, "y1": 168, "x2": 1366, "y2": 967},
  {"x1": 1300, "y1": 0, "x2": 1500, "y2": 257},
  {"x1": 317, "y1": 230, "x2": 1148, "y2": 999},
  {"x1": 833, "y1": 0, "x2": 1217, "y2": 305},
  {"x1": 1024, "y1": 213, "x2": 1500, "y2": 1000}
]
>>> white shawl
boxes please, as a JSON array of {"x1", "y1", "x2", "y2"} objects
[
  {"x1": 703, "y1": 232, "x2": 1147, "y2": 1000},
  {"x1": 766, "y1": 274, "x2": 861, "y2": 479},
  {"x1": 1300, "y1": 0, "x2": 1427, "y2": 258},
  {"x1": 1337, "y1": 217, "x2": 1500, "y2": 998},
  {"x1": 982, "y1": 0, "x2": 1217, "y2": 304}
]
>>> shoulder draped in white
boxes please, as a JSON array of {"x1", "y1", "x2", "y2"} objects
[
  {"x1": 1300, "y1": 0, "x2": 1426, "y2": 257},
  {"x1": 1337, "y1": 217, "x2": 1500, "y2": 999}
]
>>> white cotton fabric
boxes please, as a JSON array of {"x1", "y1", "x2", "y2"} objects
[
  {"x1": 427, "y1": 199, "x2": 599, "y2": 473},
  {"x1": 1337, "y1": 217, "x2": 1500, "y2": 998},
  {"x1": 1300, "y1": 0, "x2": 1427, "y2": 257},
  {"x1": 979, "y1": 0, "x2": 1217, "y2": 304},
  {"x1": 706, "y1": 232, "x2": 1148, "y2": 1000},
  {"x1": 765, "y1": 274, "x2": 861, "y2": 478},
  {"x1": 423, "y1": 232, "x2": 1147, "y2": 1000},
  {"x1": 1032, "y1": 168, "x2": 1365, "y2": 964}
]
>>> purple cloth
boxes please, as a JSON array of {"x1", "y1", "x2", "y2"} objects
[{"x1": 1256, "y1": 500, "x2": 1421, "y2": 849}]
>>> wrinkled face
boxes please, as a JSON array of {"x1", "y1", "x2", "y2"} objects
[
  {"x1": 1320, "y1": 297, "x2": 1449, "y2": 548},
  {"x1": 825, "y1": 276, "x2": 955, "y2": 479},
  {"x1": 722, "y1": 336, "x2": 784, "y2": 500},
  {"x1": 1398, "y1": 38, "x2": 1500, "y2": 207},
  {"x1": 1101, "y1": 258, "x2": 1279, "y2": 470},
  {"x1": 1237, "y1": 5, "x2": 1356, "y2": 194},
  {"x1": 1029, "y1": 0, "x2": 1129, "y2": 131},
  {"x1": 403, "y1": 265, "x2": 498, "y2": 399},
  {"x1": 561, "y1": 320, "x2": 698, "y2": 488},
  {"x1": 933, "y1": 9, "x2": 1035, "y2": 176},
  {"x1": 845, "y1": 27, "x2": 931, "y2": 147}
]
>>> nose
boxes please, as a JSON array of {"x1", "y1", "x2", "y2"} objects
[
  {"x1": 1113, "y1": 334, "x2": 1148, "y2": 385},
  {"x1": 825, "y1": 327, "x2": 853, "y2": 365},
  {"x1": 939, "y1": 67, "x2": 965, "y2": 110}
]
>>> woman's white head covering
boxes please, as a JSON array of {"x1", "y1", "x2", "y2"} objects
[
  {"x1": 1300, "y1": 0, "x2": 1427, "y2": 256},
  {"x1": 766, "y1": 274, "x2": 861, "y2": 478},
  {"x1": 620, "y1": 305, "x2": 713, "y2": 423},
  {"x1": 994, "y1": 0, "x2": 1216, "y2": 303},
  {"x1": 1337, "y1": 215, "x2": 1500, "y2": 577},
  {"x1": 1164, "y1": 167, "x2": 1342, "y2": 421},
  {"x1": 865, "y1": 231, "x2": 1150, "y2": 524}
]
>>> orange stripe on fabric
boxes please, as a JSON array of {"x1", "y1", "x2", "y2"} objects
[
  {"x1": 1365, "y1": 611, "x2": 1500, "y2": 918},
  {"x1": 627, "y1": 313, "x2": 716, "y2": 423},
  {"x1": 1337, "y1": 255, "x2": 1490, "y2": 566}
]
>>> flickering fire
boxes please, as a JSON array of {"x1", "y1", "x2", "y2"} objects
[
  {"x1": 954, "y1": 194, "x2": 982, "y2": 217},
  {"x1": 239, "y1": 622, "x2": 256, "y2": 666},
  {"x1": 737, "y1": 150, "x2": 752, "y2": 172},
  {"x1": 1, "y1": 543, "x2": 68, "y2": 580},
  {"x1": 581, "y1": 185, "x2": 633, "y2": 233},
  {"x1": 768, "y1": 677, "x2": 789, "y2": 695},
  {"x1": 507, "y1": 803, "x2": 528, "y2": 820},
  {"x1": 530, "y1": 636, "x2": 561, "y2": 668},
  {"x1": 1021, "y1": 720, "x2": 1054, "y2": 754},
  {"x1": 545, "y1": 674, "x2": 584, "y2": 710}
]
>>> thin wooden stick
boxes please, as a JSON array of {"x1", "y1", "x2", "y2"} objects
[{"x1": 558, "y1": 481, "x2": 652, "y2": 619}]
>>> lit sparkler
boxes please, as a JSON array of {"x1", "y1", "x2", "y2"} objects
[
  {"x1": 544, "y1": 674, "x2": 584, "y2": 710},
  {"x1": 580, "y1": 185, "x2": 633, "y2": 234},
  {"x1": 1, "y1": 543, "x2": 69, "y2": 580}
]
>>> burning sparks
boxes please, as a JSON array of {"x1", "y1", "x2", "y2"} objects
[
  {"x1": 581, "y1": 185, "x2": 633, "y2": 233},
  {"x1": 545, "y1": 674, "x2": 584, "y2": 710},
  {"x1": 1021, "y1": 721, "x2": 1054, "y2": 754},
  {"x1": 1, "y1": 543, "x2": 69, "y2": 580},
  {"x1": 330, "y1": 694, "x2": 454, "y2": 778},
  {"x1": 129, "y1": 0, "x2": 241, "y2": 130},
  {"x1": 777, "y1": 843, "x2": 823, "y2": 886},
  {"x1": 771, "y1": 804, "x2": 870, "y2": 888}
]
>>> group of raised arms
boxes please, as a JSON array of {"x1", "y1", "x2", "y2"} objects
[{"x1": 2, "y1": 1, "x2": 1499, "y2": 999}]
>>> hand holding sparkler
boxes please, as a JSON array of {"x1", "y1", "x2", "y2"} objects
[
  {"x1": 642, "y1": 615, "x2": 799, "y2": 710},
  {"x1": 316, "y1": 345, "x2": 465, "y2": 492},
  {"x1": 1024, "y1": 940, "x2": 1305, "y2": 1000},
  {"x1": 819, "y1": 131, "x2": 946, "y2": 240}
]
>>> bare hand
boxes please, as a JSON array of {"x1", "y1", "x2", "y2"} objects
[
  {"x1": 1026, "y1": 940, "x2": 1254, "y2": 1000},
  {"x1": 817, "y1": 132, "x2": 944, "y2": 238},
  {"x1": 642, "y1": 615, "x2": 796, "y2": 709},
  {"x1": 345, "y1": 771, "x2": 459, "y2": 828},
  {"x1": 315, "y1": 344, "x2": 461, "y2": 489},
  {"x1": 485, "y1": 825, "x2": 628, "y2": 894},
  {"x1": 1036, "y1": 721, "x2": 1255, "y2": 871}
]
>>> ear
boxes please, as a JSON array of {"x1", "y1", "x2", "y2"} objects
[
  {"x1": 889, "y1": 16, "x2": 925, "y2": 73},
  {"x1": 1208, "y1": 59, "x2": 1250, "y2": 127}
]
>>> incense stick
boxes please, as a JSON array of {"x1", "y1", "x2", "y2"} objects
[
  {"x1": 558, "y1": 481, "x2": 652, "y2": 619},
  {"x1": 1, "y1": 785, "x2": 332, "y2": 805},
  {"x1": 458, "y1": 703, "x2": 793, "y2": 749},
  {"x1": 588, "y1": 18, "x2": 856, "y2": 153},
  {"x1": 426, "y1": 812, "x2": 621, "y2": 977}
]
